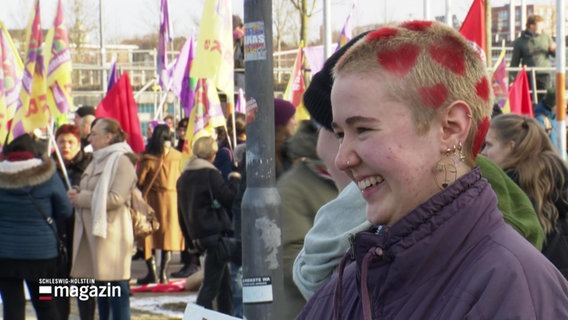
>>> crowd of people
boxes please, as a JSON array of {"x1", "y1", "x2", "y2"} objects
[{"x1": 1, "y1": 15, "x2": 567, "y2": 320}]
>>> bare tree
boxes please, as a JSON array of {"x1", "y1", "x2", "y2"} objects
[
  {"x1": 66, "y1": 0, "x2": 98, "y2": 51},
  {"x1": 273, "y1": 0, "x2": 300, "y2": 49},
  {"x1": 289, "y1": 0, "x2": 317, "y2": 46}
]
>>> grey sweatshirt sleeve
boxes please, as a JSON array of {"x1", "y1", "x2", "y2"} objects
[{"x1": 292, "y1": 182, "x2": 371, "y2": 299}]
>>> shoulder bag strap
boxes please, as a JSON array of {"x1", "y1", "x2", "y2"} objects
[
  {"x1": 27, "y1": 192, "x2": 66, "y2": 249},
  {"x1": 142, "y1": 155, "x2": 164, "y2": 199}
]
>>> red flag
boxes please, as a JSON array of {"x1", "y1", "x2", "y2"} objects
[
  {"x1": 507, "y1": 68, "x2": 533, "y2": 117},
  {"x1": 95, "y1": 72, "x2": 145, "y2": 153},
  {"x1": 459, "y1": 0, "x2": 486, "y2": 60}
]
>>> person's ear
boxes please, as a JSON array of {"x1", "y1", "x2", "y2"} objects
[{"x1": 439, "y1": 101, "x2": 472, "y2": 151}]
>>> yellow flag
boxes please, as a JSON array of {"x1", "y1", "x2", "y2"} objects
[
  {"x1": 11, "y1": 0, "x2": 49, "y2": 139},
  {"x1": 0, "y1": 22, "x2": 24, "y2": 145},
  {"x1": 44, "y1": 0, "x2": 73, "y2": 116},
  {"x1": 180, "y1": 78, "x2": 227, "y2": 166},
  {"x1": 191, "y1": 0, "x2": 234, "y2": 104}
]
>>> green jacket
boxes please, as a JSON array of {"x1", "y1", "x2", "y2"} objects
[
  {"x1": 477, "y1": 155, "x2": 545, "y2": 250},
  {"x1": 510, "y1": 30, "x2": 555, "y2": 73}
]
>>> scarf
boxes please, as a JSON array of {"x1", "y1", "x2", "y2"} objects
[{"x1": 91, "y1": 142, "x2": 133, "y2": 238}]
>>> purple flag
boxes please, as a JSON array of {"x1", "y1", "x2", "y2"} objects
[
  {"x1": 235, "y1": 88, "x2": 246, "y2": 113},
  {"x1": 107, "y1": 58, "x2": 119, "y2": 92},
  {"x1": 170, "y1": 34, "x2": 196, "y2": 116},
  {"x1": 335, "y1": 2, "x2": 355, "y2": 51},
  {"x1": 157, "y1": 0, "x2": 172, "y2": 89}
]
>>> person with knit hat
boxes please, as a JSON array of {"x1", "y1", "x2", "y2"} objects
[
  {"x1": 274, "y1": 98, "x2": 297, "y2": 178},
  {"x1": 0, "y1": 133, "x2": 73, "y2": 319},
  {"x1": 294, "y1": 29, "x2": 546, "y2": 301},
  {"x1": 296, "y1": 21, "x2": 565, "y2": 319}
]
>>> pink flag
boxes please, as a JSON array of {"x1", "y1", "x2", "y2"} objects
[
  {"x1": 507, "y1": 68, "x2": 533, "y2": 117},
  {"x1": 95, "y1": 72, "x2": 145, "y2": 153},
  {"x1": 303, "y1": 45, "x2": 324, "y2": 74},
  {"x1": 459, "y1": 0, "x2": 486, "y2": 61},
  {"x1": 491, "y1": 50, "x2": 508, "y2": 109}
]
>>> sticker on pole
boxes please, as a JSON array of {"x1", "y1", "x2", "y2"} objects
[
  {"x1": 242, "y1": 276, "x2": 273, "y2": 303},
  {"x1": 244, "y1": 21, "x2": 266, "y2": 61}
]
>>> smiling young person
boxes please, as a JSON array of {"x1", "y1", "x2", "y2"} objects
[{"x1": 297, "y1": 21, "x2": 568, "y2": 320}]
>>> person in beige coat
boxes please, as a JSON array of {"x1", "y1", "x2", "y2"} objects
[
  {"x1": 67, "y1": 118, "x2": 137, "y2": 320},
  {"x1": 136, "y1": 124, "x2": 185, "y2": 284}
]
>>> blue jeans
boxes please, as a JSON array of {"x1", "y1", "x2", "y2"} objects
[{"x1": 96, "y1": 280, "x2": 130, "y2": 320}]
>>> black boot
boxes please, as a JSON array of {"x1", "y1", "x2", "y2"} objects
[
  {"x1": 137, "y1": 256, "x2": 158, "y2": 285},
  {"x1": 159, "y1": 251, "x2": 171, "y2": 284},
  {"x1": 171, "y1": 252, "x2": 200, "y2": 278}
]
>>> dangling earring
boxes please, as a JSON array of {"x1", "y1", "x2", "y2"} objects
[
  {"x1": 435, "y1": 147, "x2": 458, "y2": 189},
  {"x1": 456, "y1": 142, "x2": 465, "y2": 162},
  {"x1": 434, "y1": 142, "x2": 466, "y2": 189}
]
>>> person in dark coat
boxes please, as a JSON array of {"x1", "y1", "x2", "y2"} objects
[
  {"x1": 177, "y1": 136, "x2": 241, "y2": 316},
  {"x1": 297, "y1": 21, "x2": 568, "y2": 320},
  {"x1": 52, "y1": 124, "x2": 95, "y2": 320},
  {"x1": 0, "y1": 133, "x2": 73, "y2": 320}
]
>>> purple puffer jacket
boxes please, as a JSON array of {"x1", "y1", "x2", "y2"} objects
[{"x1": 297, "y1": 168, "x2": 568, "y2": 320}]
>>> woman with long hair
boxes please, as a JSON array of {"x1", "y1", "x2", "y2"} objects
[
  {"x1": 136, "y1": 124, "x2": 184, "y2": 284},
  {"x1": 483, "y1": 113, "x2": 568, "y2": 278}
]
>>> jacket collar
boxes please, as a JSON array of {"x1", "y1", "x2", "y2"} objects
[
  {"x1": 352, "y1": 168, "x2": 494, "y2": 268},
  {"x1": 184, "y1": 156, "x2": 219, "y2": 172},
  {"x1": 0, "y1": 158, "x2": 55, "y2": 189}
]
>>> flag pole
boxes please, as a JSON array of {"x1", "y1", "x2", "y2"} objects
[
  {"x1": 555, "y1": 0, "x2": 566, "y2": 159},
  {"x1": 48, "y1": 121, "x2": 71, "y2": 190}
]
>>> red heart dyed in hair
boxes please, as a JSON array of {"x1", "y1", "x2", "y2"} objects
[
  {"x1": 377, "y1": 43, "x2": 421, "y2": 76},
  {"x1": 419, "y1": 83, "x2": 448, "y2": 109},
  {"x1": 367, "y1": 27, "x2": 398, "y2": 41},
  {"x1": 400, "y1": 20, "x2": 433, "y2": 31},
  {"x1": 429, "y1": 36, "x2": 465, "y2": 76},
  {"x1": 475, "y1": 77, "x2": 490, "y2": 101},
  {"x1": 473, "y1": 117, "x2": 490, "y2": 158}
]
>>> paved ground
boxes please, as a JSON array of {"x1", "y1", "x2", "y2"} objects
[{"x1": 2, "y1": 252, "x2": 200, "y2": 320}]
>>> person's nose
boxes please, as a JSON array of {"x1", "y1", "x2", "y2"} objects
[{"x1": 335, "y1": 139, "x2": 359, "y2": 172}]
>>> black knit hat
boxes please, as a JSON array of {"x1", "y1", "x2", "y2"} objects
[{"x1": 303, "y1": 31, "x2": 370, "y2": 131}]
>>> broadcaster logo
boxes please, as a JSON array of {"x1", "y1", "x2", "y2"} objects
[{"x1": 38, "y1": 278, "x2": 121, "y2": 301}]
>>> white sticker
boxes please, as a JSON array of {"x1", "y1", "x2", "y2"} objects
[{"x1": 242, "y1": 276, "x2": 273, "y2": 303}]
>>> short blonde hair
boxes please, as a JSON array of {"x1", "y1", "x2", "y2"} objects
[
  {"x1": 192, "y1": 136, "x2": 218, "y2": 160},
  {"x1": 334, "y1": 21, "x2": 492, "y2": 166}
]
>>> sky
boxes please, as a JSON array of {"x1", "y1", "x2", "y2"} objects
[{"x1": 0, "y1": 0, "x2": 559, "y2": 44}]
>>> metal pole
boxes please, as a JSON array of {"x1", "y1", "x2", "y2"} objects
[
  {"x1": 509, "y1": 0, "x2": 515, "y2": 41},
  {"x1": 486, "y1": 0, "x2": 492, "y2": 67},
  {"x1": 99, "y1": 0, "x2": 106, "y2": 94},
  {"x1": 424, "y1": 0, "x2": 430, "y2": 20},
  {"x1": 323, "y1": 0, "x2": 332, "y2": 59},
  {"x1": 242, "y1": 1, "x2": 283, "y2": 319},
  {"x1": 520, "y1": 0, "x2": 527, "y2": 34},
  {"x1": 555, "y1": 0, "x2": 566, "y2": 159},
  {"x1": 445, "y1": 0, "x2": 452, "y2": 26}
]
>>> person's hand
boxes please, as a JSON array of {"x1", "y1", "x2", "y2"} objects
[{"x1": 67, "y1": 188, "x2": 79, "y2": 206}]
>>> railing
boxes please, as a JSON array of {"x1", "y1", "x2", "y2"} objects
[{"x1": 71, "y1": 46, "x2": 567, "y2": 107}]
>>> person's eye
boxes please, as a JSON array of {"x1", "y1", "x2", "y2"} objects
[
  {"x1": 333, "y1": 130, "x2": 344, "y2": 141},
  {"x1": 356, "y1": 127, "x2": 372, "y2": 134}
]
